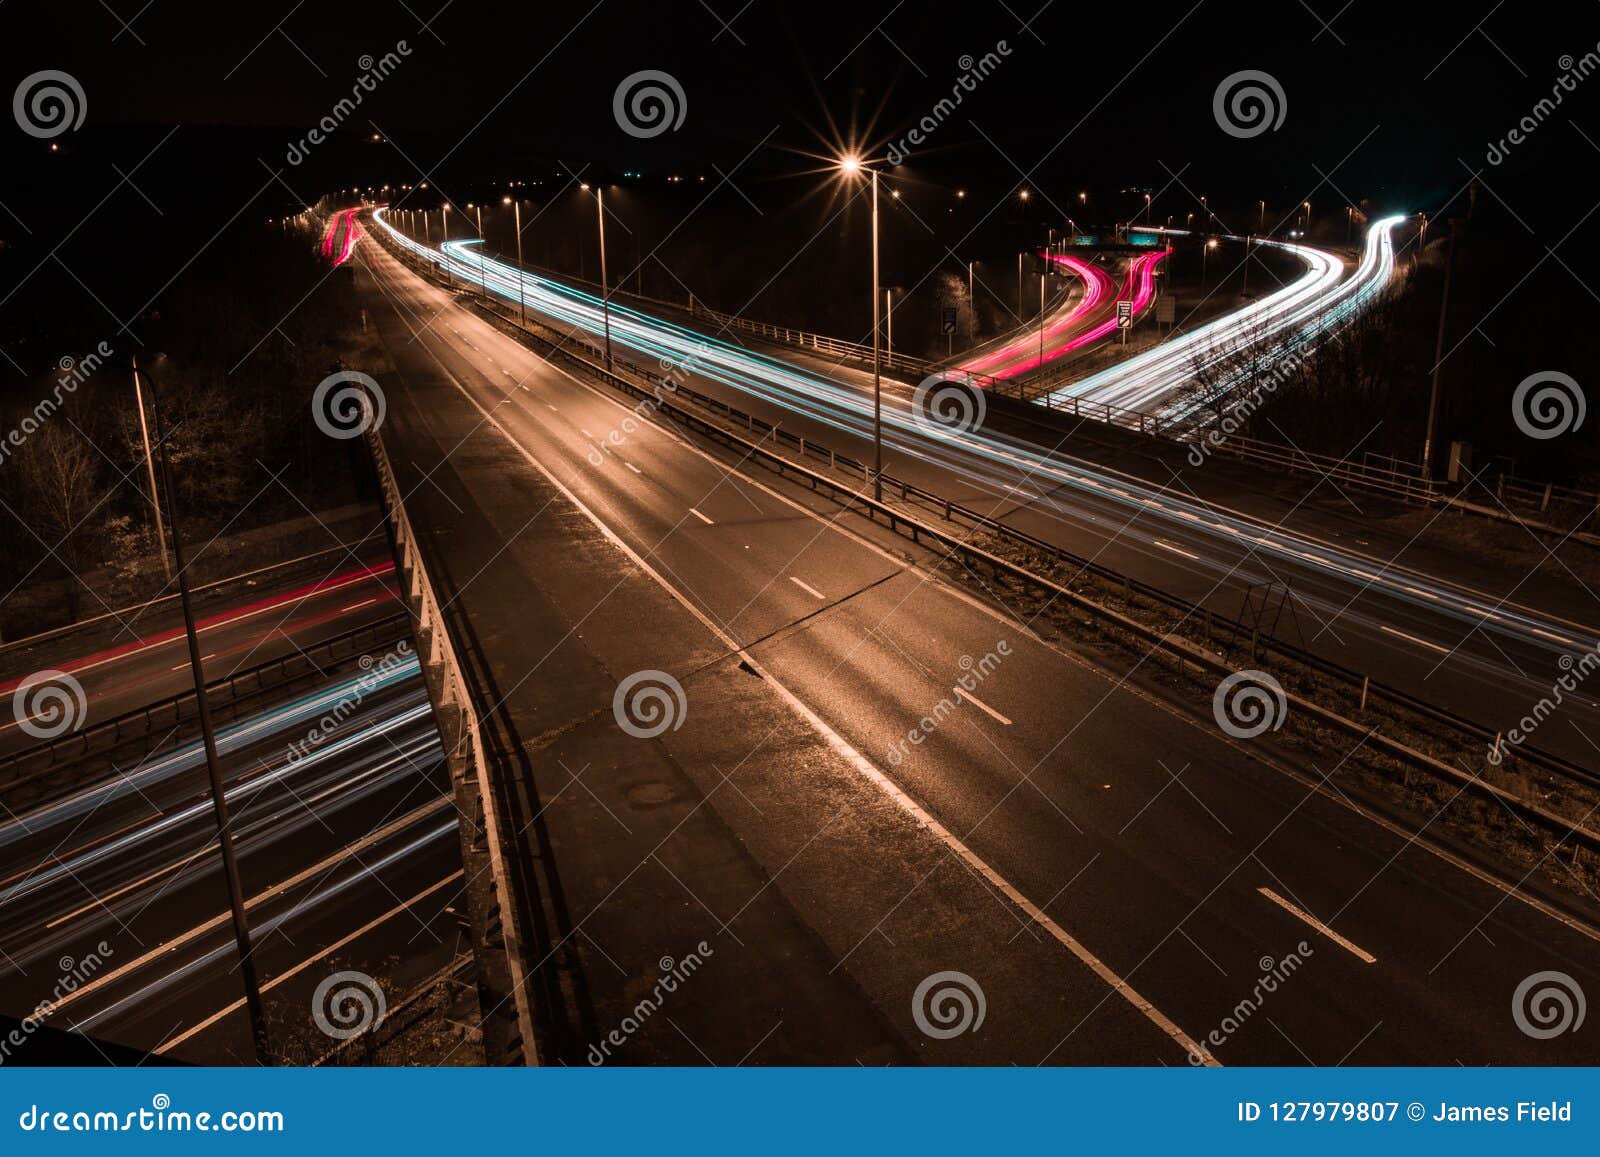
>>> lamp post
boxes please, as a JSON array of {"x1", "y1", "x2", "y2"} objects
[
  {"x1": 1422, "y1": 220, "x2": 1458, "y2": 480},
  {"x1": 441, "y1": 204, "x2": 452, "y2": 288},
  {"x1": 139, "y1": 360, "x2": 271, "y2": 1066},
  {"x1": 1202, "y1": 237, "x2": 1218, "y2": 288},
  {"x1": 130, "y1": 357, "x2": 170, "y2": 579},
  {"x1": 838, "y1": 154, "x2": 883, "y2": 501},
  {"x1": 505, "y1": 196, "x2": 525, "y2": 327}
]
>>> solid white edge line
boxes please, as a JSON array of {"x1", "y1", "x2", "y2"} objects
[
  {"x1": 1257, "y1": 885, "x2": 1378, "y2": 964},
  {"x1": 394, "y1": 298, "x2": 1216, "y2": 1066}
]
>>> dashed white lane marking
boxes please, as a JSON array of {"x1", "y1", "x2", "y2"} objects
[
  {"x1": 688, "y1": 507, "x2": 715, "y2": 525},
  {"x1": 1257, "y1": 886, "x2": 1377, "y2": 963},
  {"x1": 957, "y1": 687, "x2": 1013, "y2": 725},
  {"x1": 1379, "y1": 625, "x2": 1449, "y2": 654},
  {"x1": 546, "y1": 404, "x2": 558, "y2": 412},
  {"x1": 169, "y1": 654, "x2": 214, "y2": 671},
  {"x1": 341, "y1": 598, "x2": 378, "y2": 612},
  {"x1": 790, "y1": 576, "x2": 826, "y2": 600},
  {"x1": 623, "y1": 461, "x2": 642, "y2": 474},
  {"x1": 1155, "y1": 539, "x2": 1200, "y2": 561},
  {"x1": 581, "y1": 429, "x2": 596, "y2": 439},
  {"x1": 370, "y1": 250, "x2": 1220, "y2": 1065}
]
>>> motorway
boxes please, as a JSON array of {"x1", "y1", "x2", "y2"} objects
[
  {"x1": 956, "y1": 251, "x2": 1163, "y2": 381},
  {"x1": 1058, "y1": 221, "x2": 1404, "y2": 416},
  {"x1": 0, "y1": 654, "x2": 459, "y2": 1063},
  {"x1": 373, "y1": 211, "x2": 1600, "y2": 766},
  {"x1": 349, "y1": 232, "x2": 1600, "y2": 1066},
  {"x1": 0, "y1": 556, "x2": 401, "y2": 758}
]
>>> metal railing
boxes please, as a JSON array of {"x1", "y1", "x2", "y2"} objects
[
  {"x1": 1180, "y1": 429, "x2": 1439, "y2": 503},
  {"x1": 363, "y1": 411, "x2": 541, "y2": 1065},
  {"x1": 377, "y1": 230, "x2": 1600, "y2": 856},
  {"x1": 0, "y1": 613, "x2": 411, "y2": 806}
]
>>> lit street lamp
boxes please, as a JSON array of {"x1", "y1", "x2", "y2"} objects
[
  {"x1": 838, "y1": 153, "x2": 884, "y2": 501},
  {"x1": 505, "y1": 196, "x2": 525, "y2": 327}
]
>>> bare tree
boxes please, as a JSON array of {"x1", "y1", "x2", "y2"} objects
[{"x1": 11, "y1": 419, "x2": 103, "y2": 621}]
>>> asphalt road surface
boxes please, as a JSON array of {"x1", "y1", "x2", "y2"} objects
[{"x1": 350, "y1": 235, "x2": 1600, "y2": 1067}]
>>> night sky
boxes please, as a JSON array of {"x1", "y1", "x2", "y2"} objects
[{"x1": 1, "y1": 1, "x2": 1595, "y2": 377}]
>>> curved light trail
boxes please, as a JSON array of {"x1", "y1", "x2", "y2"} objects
[
  {"x1": 367, "y1": 210, "x2": 1596, "y2": 665},
  {"x1": 1053, "y1": 217, "x2": 1404, "y2": 416}
]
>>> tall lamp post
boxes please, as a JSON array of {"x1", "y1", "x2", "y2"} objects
[
  {"x1": 130, "y1": 357, "x2": 170, "y2": 579},
  {"x1": 838, "y1": 154, "x2": 883, "y2": 501},
  {"x1": 504, "y1": 196, "x2": 525, "y2": 327},
  {"x1": 137, "y1": 359, "x2": 271, "y2": 1066},
  {"x1": 585, "y1": 184, "x2": 613, "y2": 368}
]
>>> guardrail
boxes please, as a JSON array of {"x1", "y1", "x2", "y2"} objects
[
  {"x1": 0, "y1": 613, "x2": 411, "y2": 806},
  {"x1": 1178, "y1": 429, "x2": 1439, "y2": 503},
  {"x1": 362, "y1": 405, "x2": 541, "y2": 1066},
  {"x1": 375, "y1": 230, "x2": 1600, "y2": 857}
]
